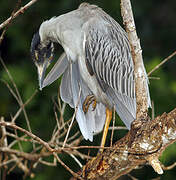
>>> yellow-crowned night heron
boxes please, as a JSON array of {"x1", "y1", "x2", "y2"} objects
[{"x1": 30, "y1": 3, "x2": 151, "y2": 147}]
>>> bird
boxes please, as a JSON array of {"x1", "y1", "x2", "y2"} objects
[{"x1": 30, "y1": 3, "x2": 151, "y2": 148}]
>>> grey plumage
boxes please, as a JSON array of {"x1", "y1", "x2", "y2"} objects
[
  {"x1": 83, "y1": 18, "x2": 137, "y2": 128},
  {"x1": 70, "y1": 62, "x2": 106, "y2": 140},
  {"x1": 31, "y1": 3, "x2": 151, "y2": 141},
  {"x1": 60, "y1": 65, "x2": 74, "y2": 108},
  {"x1": 42, "y1": 53, "x2": 69, "y2": 88}
]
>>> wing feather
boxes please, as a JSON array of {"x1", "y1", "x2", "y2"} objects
[
  {"x1": 71, "y1": 62, "x2": 106, "y2": 141},
  {"x1": 60, "y1": 66, "x2": 74, "y2": 108},
  {"x1": 83, "y1": 12, "x2": 151, "y2": 127},
  {"x1": 83, "y1": 16, "x2": 137, "y2": 127},
  {"x1": 42, "y1": 53, "x2": 69, "y2": 88}
]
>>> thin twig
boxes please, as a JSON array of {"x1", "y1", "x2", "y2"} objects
[
  {"x1": 57, "y1": 91, "x2": 65, "y2": 128},
  {"x1": 39, "y1": 159, "x2": 57, "y2": 167},
  {"x1": 148, "y1": 77, "x2": 160, "y2": 80},
  {"x1": 67, "y1": 131, "x2": 80, "y2": 143},
  {"x1": 162, "y1": 162, "x2": 176, "y2": 170},
  {"x1": 6, "y1": 133, "x2": 32, "y2": 143},
  {"x1": 0, "y1": 117, "x2": 8, "y2": 147},
  {"x1": 10, "y1": 154, "x2": 33, "y2": 177},
  {"x1": 0, "y1": 57, "x2": 36, "y2": 149},
  {"x1": 0, "y1": 0, "x2": 22, "y2": 44},
  {"x1": 148, "y1": 50, "x2": 176, "y2": 76},
  {"x1": 0, "y1": 29, "x2": 7, "y2": 45},
  {"x1": 0, "y1": 121, "x2": 53, "y2": 152},
  {"x1": 0, "y1": 79, "x2": 19, "y2": 104},
  {"x1": 108, "y1": 126, "x2": 128, "y2": 130},
  {"x1": 69, "y1": 153, "x2": 83, "y2": 168},
  {"x1": 51, "y1": 118, "x2": 75, "y2": 143},
  {"x1": 59, "y1": 117, "x2": 73, "y2": 131},
  {"x1": 11, "y1": 89, "x2": 38, "y2": 122},
  {"x1": 0, "y1": 159, "x2": 16, "y2": 168},
  {"x1": 15, "y1": 129, "x2": 23, "y2": 152},
  {"x1": 62, "y1": 88, "x2": 81, "y2": 149},
  {"x1": 59, "y1": 146, "x2": 113, "y2": 151},
  {"x1": 127, "y1": 173, "x2": 138, "y2": 180},
  {"x1": 0, "y1": 0, "x2": 39, "y2": 30},
  {"x1": 50, "y1": 116, "x2": 60, "y2": 144},
  {"x1": 58, "y1": 142, "x2": 92, "y2": 160},
  {"x1": 53, "y1": 152, "x2": 83, "y2": 180},
  {"x1": 0, "y1": 147, "x2": 49, "y2": 161}
]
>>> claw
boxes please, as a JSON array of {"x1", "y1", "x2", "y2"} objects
[
  {"x1": 92, "y1": 100, "x2": 97, "y2": 111},
  {"x1": 83, "y1": 95, "x2": 97, "y2": 113}
]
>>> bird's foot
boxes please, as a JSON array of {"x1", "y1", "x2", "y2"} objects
[{"x1": 83, "y1": 95, "x2": 97, "y2": 113}]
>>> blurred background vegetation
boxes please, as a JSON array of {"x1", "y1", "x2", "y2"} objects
[{"x1": 0, "y1": 0, "x2": 176, "y2": 179}]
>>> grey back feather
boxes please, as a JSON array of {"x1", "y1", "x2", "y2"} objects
[{"x1": 83, "y1": 17, "x2": 137, "y2": 127}]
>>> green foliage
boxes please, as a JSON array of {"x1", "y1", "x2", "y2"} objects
[
  {"x1": 146, "y1": 57, "x2": 176, "y2": 115},
  {"x1": 160, "y1": 143, "x2": 176, "y2": 166}
]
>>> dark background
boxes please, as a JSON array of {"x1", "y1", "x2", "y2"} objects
[{"x1": 0, "y1": 0, "x2": 176, "y2": 179}]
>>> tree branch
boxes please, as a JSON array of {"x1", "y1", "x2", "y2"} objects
[
  {"x1": 80, "y1": 108, "x2": 176, "y2": 179},
  {"x1": 0, "y1": 0, "x2": 39, "y2": 30},
  {"x1": 121, "y1": 0, "x2": 149, "y2": 122}
]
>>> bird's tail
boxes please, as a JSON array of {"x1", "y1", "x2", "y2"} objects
[{"x1": 61, "y1": 62, "x2": 106, "y2": 141}]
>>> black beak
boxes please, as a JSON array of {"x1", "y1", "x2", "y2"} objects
[{"x1": 37, "y1": 61, "x2": 48, "y2": 90}]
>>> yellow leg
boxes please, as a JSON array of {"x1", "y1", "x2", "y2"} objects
[{"x1": 100, "y1": 108, "x2": 112, "y2": 152}]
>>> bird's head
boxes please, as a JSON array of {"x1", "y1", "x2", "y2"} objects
[{"x1": 30, "y1": 31, "x2": 54, "y2": 90}]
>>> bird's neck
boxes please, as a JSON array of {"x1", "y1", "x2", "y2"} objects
[{"x1": 39, "y1": 17, "x2": 60, "y2": 47}]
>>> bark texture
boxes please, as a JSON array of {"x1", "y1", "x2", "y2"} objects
[{"x1": 80, "y1": 108, "x2": 176, "y2": 179}]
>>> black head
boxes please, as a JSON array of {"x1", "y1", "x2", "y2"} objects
[
  {"x1": 31, "y1": 31, "x2": 54, "y2": 64},
  {"x1": 30, "y1": 31, "x2": 54, "y2": 90}
]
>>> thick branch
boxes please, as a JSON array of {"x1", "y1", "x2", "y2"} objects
[
  {"x1": 121, "y1": 0, "x2": 149, "y2": 121},
  {"x1": 80, "y1": 108, "x2": 176, "y2": 179}
]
